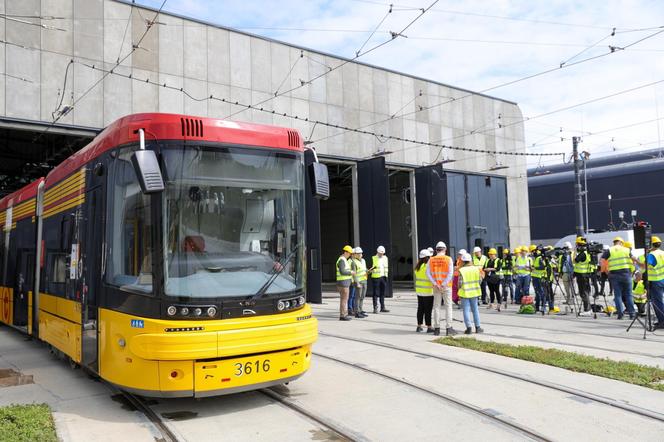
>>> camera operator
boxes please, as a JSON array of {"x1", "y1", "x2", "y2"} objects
[
  {"x1": 600, "y1": 237, "x2": 635, "y2": 320},
  {"x1": 643, "y1": 236, "x2": 664, "y2": 328},
  {"x1": 557, "y1": 242, "x2": 575, "y2": 313},
  {"x1": 573, "y1": 237, "x2": 593, "y2": 316},
  {"x1": 543, "y1": 246, "x2": 556, "y2": 312}
]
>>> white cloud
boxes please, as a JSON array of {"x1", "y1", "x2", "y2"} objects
[{"x1": 135, "y1": 0, "x2": 664, "y2": 164}]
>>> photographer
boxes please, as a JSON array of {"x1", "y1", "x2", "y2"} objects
[
  {"x1": 558, "y1": 242, "x2": 575, "y2": 313},
  {"x1": 600, "y1": 237, "x2": 635, "y2": 320},
  {"x1": 543, "y1": 246, "x2": 556, "y2": 311},
  {"x1": 573, "y1": 237, "x2": 593, "y2": 316}
]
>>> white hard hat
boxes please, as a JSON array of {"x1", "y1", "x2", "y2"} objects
[
  {"x1": 473, "y1": 246, "x2": 482, "y2": 253},
  {"x1": 427, "y1": 247, "x2": 434, "y2": 253},
  {"x1": 563, "y1": 242, "x2": 572, "y2": 249},
  {"x1": 353, "y1": 247, "x2": 363, "y2": 254},
  {"x1": 377, "y1": 245, "x2": 386, "y2": 254},
  {"x1": 419, "y1": 249, "x2": 430, "y2": 258},
  {"x1": 458, "y1": 248, "x2": 467, "y2": 255},
  {"x1": 436, "y1": 241, "x2": 447, "y2": 249},
  {"x1": 461, "y1": 253, "x2": 472, "y2": 262}
]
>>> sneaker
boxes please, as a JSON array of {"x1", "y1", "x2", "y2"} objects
[
  {"x1": 373, "y1": 308, "x2": 379, "y2": 314},
  {"x1": 433, "y1": 328, "x2": 441, "y2": 336},
  {"x1": 617, "y1": 313, "x2": 624, "y2": 320},
  {"x1": 360, "y1": 313, "x2": 368, "y2": 318},
  {"x1": 355, "y1": 313, "x2": 363, "y2": 318},
  {"x1": 339, "y1": 316, "x2": 352, "y2": 321},
  {"x1": 487, "y1": 303, "x2": 493, "y2": 309},
  {"x1": 380, "y1": 309, "x2": 390, "y2": 313},
  {"x1": 475, "y1": 327, "x2": 484, "y2": 333},
  {"x1": 629, "y1": 313, "x2": 635, "y2": 320},
  {"x1": 446, "y1": 327, "x2": 458, "y2": 336},
  {"x1": 579, "y1": 310, "x2": 592, "y2": 317},
  {"x1": 464, "y1": 327, "x2": 472, "y2": 335},
  {"x1": 426, "y1": 327, "x2": 435, "y2": 333},
  {"x1": 416, "y1": 326, "x2": 423, "y2": 333}
]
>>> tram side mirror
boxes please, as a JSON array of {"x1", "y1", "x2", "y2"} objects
[
  {"x1": 131, "y1": 150, "x2": 165, "y2": 194},
  {"x1": 308, "y1": 162, "x2": 330, "y2": 200}
]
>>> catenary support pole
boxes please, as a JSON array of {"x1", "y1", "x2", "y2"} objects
[{"x1": 572, "y1": 136, "x2": 585, "y2": 237}]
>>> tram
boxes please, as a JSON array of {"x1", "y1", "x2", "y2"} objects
[{"x1": 0, "y1": 113, "x2": 327, "y2": 397}]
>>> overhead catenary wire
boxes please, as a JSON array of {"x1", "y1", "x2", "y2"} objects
[
  {"x1": 222, "y1": 0, "x2": 440, "y2": 120},
  {"x1": 312, "y1": 26, "x2": 664, "y2": 145},
  {"x1": 73, "y1": 59, "x2": 564, "y2": 158}
]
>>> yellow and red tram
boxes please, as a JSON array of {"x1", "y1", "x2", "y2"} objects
[{"x1": 0, "y1": 113, "x2": 322, "y2": 397}]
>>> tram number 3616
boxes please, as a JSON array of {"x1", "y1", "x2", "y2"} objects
[{"x1": 234, "y1": 359, "x2": 271, "y2": 377}]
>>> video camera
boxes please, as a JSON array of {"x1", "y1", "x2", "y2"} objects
[
  {"x1": 544, "y1": 247, "x2": 565, "y2": 258},
  {"x1": 586, "y1": 241, "x2": 604, "y2": 254}
]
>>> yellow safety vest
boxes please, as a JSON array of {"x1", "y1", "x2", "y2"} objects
[
  {"x1": 633, "y1": 280, "x2": 646, "y2": 304},
  {"x1": 607, "y1": 245, "x2": 632, "y2": 272},
  {"x1": 648, "y1": 249, "x2": 664, "y2": 282},
  {"x1": 458, "y1": 265, "x2": 481, "y2": 298},
  {"x1": 473, "y1": 255, "x2": 487, "y2": 268},
  {"x1": 336, "y1": 256, "x2": 352, "y2": 282},
  {"x1": 515, "y1": 256, "x2": 531, "y2": 275},
  {"x1": 531, "y1": 256, "x2": 545, "y2": 278},
  {"x1": 352, "y1": 258, "x2": 368, "y2": 282},
  {"x1": 573, "y1": 252, "x2": 592, "y2": 274},
  {"x1": 371, "y1": 255, "x2": 389, "y2": 278},
  {"x1": 414, "y1": 264, "x2": 433, "y2": 295}
]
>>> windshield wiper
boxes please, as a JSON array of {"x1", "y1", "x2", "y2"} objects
[{"x1": 251, "y1": 244, "x2": 301, "y2": 299}]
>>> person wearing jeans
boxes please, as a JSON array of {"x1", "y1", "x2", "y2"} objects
[
  {"x1": 558, "y1": 242, "x2": 575, "y2": 313},
  {"x1": 458, "y1": 253, "x2": 484, "y2": 334},
  {"x1": 351, "y1": 247, "x2": 368, "y2": 318},
  {"x1": 601, "y1": 237, "x2": 635, "y2": 319},
  {"x1": 514, "y1": 248, "x2": 532, "y2": 304}
]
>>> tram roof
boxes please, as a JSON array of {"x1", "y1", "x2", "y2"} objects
[
  {"x1": 44, "y1": 113, "x2": 305, "y2": 187},
  {"x1": 0, "y1": 178, "x2": 43, "y2": 211}
]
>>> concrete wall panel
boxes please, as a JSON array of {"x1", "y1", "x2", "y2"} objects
[
  {"x1": 207, "y1": 27, "x2": 230, "y2": 86},
  {"x1": 103, "y1": 63, "x2": 131, "y2": 124},
  {"x1": 72, "y1": 58, "x2": 103, "y2": 127},
  {"x1": 157, "y1": 72, "x2": 183, "y2": 114},
  {"x1": 184, "y1": 23, "x2": 207, "y2": 81},
  {"x1": 158, "y1": 14, "x2": 184, "y2": 77},
  {"x1": 207, "y1": 82, "x2": 230, "y2": 118},
  {"x1": 229, "y1": 33, "x2": 250, "y2": 89},
  {"x1": 183, "y1": 77, "x2": 208, "y2": 117},
  {"x1": 74, "y1": 0, "x2": 103, "y2": 62},
  {"x1": 132, "y1": 67, "x2": 158, "y2": 114},
  {"x1": 6, "y1": 45, "x2": 40, "y2": 120},
  {"x1": 6, "y1": 0, "x2": 40, "y2": 48},
  {"x1": 250, "y1": 37, "x2": 270, "y2": 94},
  {"x1": 103, "y1": 0, "x2": 132, "y2": 65},
  {"x1": 42, "y1": 0, "x2": 74, "y2": 56},
  {"x1": 130, "y1": 5, "x2": 159, "y2": 72},
  {"x1": 40, "y1": 53, "x2": 73, "y2": 124}
]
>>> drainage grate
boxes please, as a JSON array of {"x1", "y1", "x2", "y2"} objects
[{"x1": 0, "y1": 368, "x2": 34, "y2": 387}]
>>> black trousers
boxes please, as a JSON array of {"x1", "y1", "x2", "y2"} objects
[
  {"x1": 372, "y1": 277, "x2": 387, "y2": 309},
  {"x1": 416, "y1": 295, "x2": 433, "y2": 326},
  {"x1": 480, "y1": 279, "x2": 488, "y2": 303},
  {"x1": 575, "y1": 273, "x2": 591, "y2": 311},
  {"x1": 488, "y1": 282, "x2": 501, "y2": 303}
]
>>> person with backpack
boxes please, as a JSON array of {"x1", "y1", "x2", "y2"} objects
[
  {"x1": 458, "y1": 253, "x2": 484, "y2": 334},
  {"x1": 414, "y1": 249, "x2": 434, "y2": 333}
]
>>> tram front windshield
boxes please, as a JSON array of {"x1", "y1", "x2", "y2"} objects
[{"x1": 162, "y1": 146, "x2": 305, "y2": 298}]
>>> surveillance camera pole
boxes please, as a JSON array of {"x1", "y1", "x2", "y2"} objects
[{"x1": 573, "y1": 136, "x2": 585, "y2": 237}]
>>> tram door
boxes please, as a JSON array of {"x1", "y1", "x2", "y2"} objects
[
  {"x1": 13, "y1": 251, "x2": 34, "y2": 328},
  {"x1": 81, "y1": 187, "x2": 103, "y2": 371}
]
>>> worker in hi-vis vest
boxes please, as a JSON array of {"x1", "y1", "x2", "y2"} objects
[
  {"x1": 336, "y1": 245, "x2": 355, "y2": 321},
  {"x1": 370, "y1": 245, "x2": 390, "y2": 314},
  {"x1": 426, "y1": 241, "x2": 457, "y2": 336}
]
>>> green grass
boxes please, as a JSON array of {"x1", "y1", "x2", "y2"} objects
[
  {"x1": 0, "y1": 404, "x2": 57, "y2": 442},
  {"x1": 435, "y1": 337, "x2": 664, "y2": 392}
]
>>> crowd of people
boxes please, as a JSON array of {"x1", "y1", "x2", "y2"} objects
[{"x1": 335, "y1": 234, "x2": 664, "y2": 333}]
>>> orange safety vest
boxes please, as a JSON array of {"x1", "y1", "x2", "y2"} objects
[{"x1": 429, "y1": 255, "x2": 453, "y2": 287}]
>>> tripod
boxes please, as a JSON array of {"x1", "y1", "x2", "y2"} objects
[{"x1": 626, "y1": 290, "x2": 655, "y2": 339}]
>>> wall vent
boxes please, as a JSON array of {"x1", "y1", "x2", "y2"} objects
[
  {"x1": 181, "y1": 118, "x2": 204, "y2": 137},
  {"x1": 287, "y1": 130, "x2": 300, "y2": 147}
]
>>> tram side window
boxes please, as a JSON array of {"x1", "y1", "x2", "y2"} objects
[
  {"x1": 46, "y1": 253, "x2": 67, "y2": 295},
  {"x1": 106, "y1": 150, "x2": 154, "y2": 293}
]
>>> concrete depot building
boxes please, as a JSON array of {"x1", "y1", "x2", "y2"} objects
[{"x1": 0, "y1": 0, "x2": 528, "y2": 297}]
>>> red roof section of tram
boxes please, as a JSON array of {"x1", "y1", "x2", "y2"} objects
[
  {"x1": 0, "y1": 178, "x2": 44, "y2": 211},
  {"x1": 45, "y1": 113, "x2": 305, "y2": 187}
]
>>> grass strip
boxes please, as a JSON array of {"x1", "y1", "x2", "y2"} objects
[
  {"x1": 435, "y1": 337, "x2": 664, "y2": 392},
  {"x1": 0, "y1": 403, "x2": 57, "y2": 442}
]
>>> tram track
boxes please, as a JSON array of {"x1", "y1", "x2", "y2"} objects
[
  {"x1": 311, "y1": 350, "x2": 551, "y2": 441},
  {"x1": 258, "y1": 388, "x2": 361, "y2": 441},
  {"x1": 117, "y1": 391, "x2": 182, "y2": 442},
  {"x1": 318, "y1": 332, "x2": 664, "y2": 425},
  {"x1": 315, "y1": 312, "x2": 664, "y2": 359}
]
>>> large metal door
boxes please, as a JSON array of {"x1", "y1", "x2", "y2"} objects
[
  {"x1": 13, "y1": 251, "x2": 33, "y2": 327},
  {"x1": 304, "y1": 150, "x2": 323, "y2": 304},
  {"x1": 414, "y1": 164, "x2": 448, "y2": 252},
  {"x1": 357, "y1": 157, "x2": 392, "y2": 297}
]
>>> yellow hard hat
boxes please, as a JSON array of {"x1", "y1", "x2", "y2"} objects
[
  {"x1": 575, "y1": 236, "x2": 587, "y2": 244},
  {"x1": 513, "y1": 247, "x2": 521, "y2": 254},
  {"x1": 623, "y1": 241, "x2": 633, "y2": 249},
  {"x1": 545, "y1": 245, "x2": 554, "y2": 251},
  {"x1": 613, "y1": 236, "x2": 624, "y2": 243},
  {"x1": 652, "y1": 236, "x2": 662, "y2": 244},
  {"x1": 503, "y1": 248, "x2": 510, "y2": 254},
  {"x1": 488, "y1": 248, "x2": 497, "y2": 255},
  {"x1": 342, "y1": 245, "x2": 353, "y2": 253},
  {"x1": 529, "y1": 245, "x2": 537, "y2": 252}
]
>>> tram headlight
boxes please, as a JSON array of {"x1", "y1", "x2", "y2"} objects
[
  {"x1": 167, "y1": 306, "x2": 177, "y2": 316},
  {"x1": 277, "y1": 300, "x2": 285, "y2": 311},
  {"x1": 180, "y1": 307, "x2": 189, "y2": 316},
  {"x1": 193, "y1": 307, "x2": 202, "y2": 316},
  {"x1": 206, "y1": 307, "x2": 217, "y2": 317},
  {"x1": 298, "y1": 296, "x2": 305, "y2": 306}
]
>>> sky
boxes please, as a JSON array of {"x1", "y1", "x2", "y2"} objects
[{"x1": 133, "y1": 0, "x2": 664, "y2": 167}]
